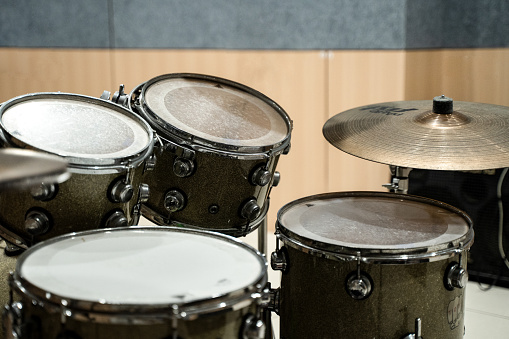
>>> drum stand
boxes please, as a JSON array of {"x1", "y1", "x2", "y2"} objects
[{"x1": 256, "y1": 216, "x2": 276, "y2": 339}]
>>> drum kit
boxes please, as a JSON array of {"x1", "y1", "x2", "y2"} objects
[{"x1": 0, "y1": 71, "x2": 506, "y2": 338}]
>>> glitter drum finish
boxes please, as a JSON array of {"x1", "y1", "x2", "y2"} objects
[
  {"x1": 0, "y1": 93, "x2": 154, "y2": 247},
  {"x1": 6, "y1": 226, "x2": 268, "y2": 339},
  {"x1": 129, "y1": 73, "x2": 292, "y2": 236},
  {"x1": 274, "y1": 191, "x2": 473, "y2": 339}
]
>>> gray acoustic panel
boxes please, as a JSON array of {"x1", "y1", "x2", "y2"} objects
[
  {"x1": 111, "y1": 0, "x2": 406, "y2": 49},
  {"x1": 406, "y1": 0, "x2": 509, "y2": 49},
  {"x1": 0, "y1": 0, "x2": 110, "y2": 48},
  {"x1": 0, "y1": 0, "x2": 508, "y2": 49}
]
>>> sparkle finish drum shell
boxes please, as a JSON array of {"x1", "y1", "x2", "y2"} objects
[
  {"x1": 129, "y1": 73, "x2": 292, "y2": 236},
  {"x1": 5, "y1": 226, "x2": 268, "y2": 339},
  {"x1": 0, "y1": 93, "x2": 154, "y2": 247},
  {"x1": 275, "y1": 191, "x2": 473, "y2": 339}
]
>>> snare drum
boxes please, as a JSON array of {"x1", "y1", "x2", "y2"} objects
[
  {"x1": 0, "y1": 93, "x2": 154, "y2": 248},
  {"x1": 4, "y1": 226, "x2": 268, "y2": 339},
  {"x1": 128, "y1": 73, "x2": 292, "y2": 236},
  {"x1": 271, "y1": 191, "x2": 474, "y2": 339}
]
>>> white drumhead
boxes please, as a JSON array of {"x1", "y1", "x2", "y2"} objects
[
  {"x1": 1, "y1": 96, "x2": 151, "y2": 160},
  {"x1": 18, "y1": 228, "x2": 265, "y2": 305},
  {"x1": 278, "y1": 193, "x2": 471, "y2": 251},
  {"x1": 144, "y1": 77, "x2": 289, "y2": 148}
]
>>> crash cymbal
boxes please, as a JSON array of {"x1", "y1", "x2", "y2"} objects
[
  {"x1": 323, "y1": 96, "x2": 509, "y2": 170},
  {"x1": 0, "y1": 148, "x2": 70, "y2": 189}
]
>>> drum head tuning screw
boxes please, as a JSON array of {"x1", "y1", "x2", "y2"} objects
[
  {"x1": 25, "y1": 210, "x2": 50, "y2": 236},
  {"x1": 164, "y1": 190, "x2": 186, "y2": 213},
  {"x1": 240, "y1": 199, "x2": 261, "y2": 220},
  {"x1": 173, "y1": 158, "x2": 195, "y2": 178}
]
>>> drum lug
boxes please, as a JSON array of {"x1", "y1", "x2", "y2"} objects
[
  {"x1": 345, "y1": 252, "x2": 373, "y2": 300},
  {"x1": 144, "y1": 154, "x2": 157, "y2": 173},
  {"x1": 270, "y1": 249, "x2": 288, "y2": 272},
  {"x1": 164, "y1": 189, "x2": 186, "y2": 213},
  {"x1": 401, "y1": 318, "x2": 423, "y2": 339},
  {"x1": 3, "y1": 300, "x2": 24, "y2": 339},
  {"x1": 240, "y1": 198, "x2": 261, "y2": 221},
  {"x1": 109, "y1": 177, "x2": 134, "y2": 203},
  {"x1": 24, "y1": 210, "x2": 51, "y2": 236},
  {"x1": 271, "y1": 237, "x2": 288, "y2": 272},
  {"x1": 241, "y1": 314, "x2": 266, "y2": 339},
  {"x1": 30, "y1": 182, "x2": 58, "y2": 201},
  {"x1": 250, "y1": 165, "x2": 271, "y2": 187},
  {"x1": 173, "y1": 157, "x2": 195, "y2": 178},
  {"x1": 266, "y1": 287, "x2": 280, "y2": 315},
  {"x1": 271, "y1": 171, "x2": 281, "y2": 187},
  {"x1": 104, "y1": 210, "x2": 128, "y2": 228},
  {"x1": 445, "y1": 248, "x2": 468, "y2": 290}
]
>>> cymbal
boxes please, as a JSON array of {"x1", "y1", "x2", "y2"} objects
[
  {"x1": 323, "y1": 96, "x2": 509, "y2": 170},
  {"x1": 0, "y1": 148, "x2": 70, "y2": 189}
]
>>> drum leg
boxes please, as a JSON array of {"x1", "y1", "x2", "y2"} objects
[{"x1": 258, "y1": 217, "x2": 267, "y2": 256}]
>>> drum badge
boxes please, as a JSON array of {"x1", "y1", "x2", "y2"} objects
[{"x1": 447, "y1": 294, "x2": 463, "y2": 330}]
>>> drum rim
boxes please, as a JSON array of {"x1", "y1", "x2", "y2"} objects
[
  {"x1": 275, "y1": 191, "x2": 474, "y2": 264},
  {"x1": 0, "y1": 92, "x2": 154, "y2": 174},
  {"x1": 130, "y1": 73, "x2": 292, "y2": 155},
  {"x1": 10, "y1": 226, "x2": 268, "y2": 322}
]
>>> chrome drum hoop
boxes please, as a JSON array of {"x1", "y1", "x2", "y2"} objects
[
  {"x1": 275, "y1": 191, "x2": 474, "y2": 265},
  {"x1": 0, "y1": 92, "x2": 154, "y2": 174},
  {"x1": 9, "y1": 226, "x2": 268, "y2": 324},
  {"x1": 128, "y1": 73, "x2": 292, "y2": 157}
]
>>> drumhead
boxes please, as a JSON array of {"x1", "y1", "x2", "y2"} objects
[
  {"x1": 0, "y1": 93, "x2": 153, "y2": 172},
  {"x1": 139, "y1": 74, "x2": 291, "y2": 152},
  {"x1": 14, "y1": 227, "x2": 266, "y2": 313},
  {"x1": 276, "y1": 191, "x2": 473, "y2": 262}
]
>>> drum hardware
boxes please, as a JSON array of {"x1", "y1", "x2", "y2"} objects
[
  {"x1": 383, "y1": 166, "x2": 411, "y2": 194},
  {"x1": 270, "y1": 236, "x2": 288, "y2": 273},
  {"x1": 250, "y1": 165, "x2": 272, "y2": 187},
  {"x1": 164, "y1": 189, "x2": 187, "y2": 213},
  {"x1": 29, "y1": 182, "x2": 58, "y2": 201},
  {"x1": 103, "y1": 210, "x2": 128, "y2": 228},
  {"x1": 24, "y1": 209, "x2": 51, "y2": 236},
  {"x1": 240, "y1": 198, "x2": 261, "y2": 221},
  {"x1": 108, "y1": 167, "x2": 135, "y2": 204},
  {"x1": 445, "y1": 247, "x2": 469, "y2": 290},
  {"x1": 345, "y1": 252, "x2": 373, "y2": 300},
  {"x1": 401, "y1": 318, "x2": 423, "y2": 339},
  {"x1": 131, "y1": 183, "x2": 150, "y2": 225}
]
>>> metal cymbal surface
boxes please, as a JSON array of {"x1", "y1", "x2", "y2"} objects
[
  {"x1": 0, "y1": 148, "x2": 69, "y2": 189},
  {"x1": 323, "y1": 97, "x2": 509, "y2": 170}
]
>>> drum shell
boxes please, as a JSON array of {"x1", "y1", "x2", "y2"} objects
[
  {"x1": 279, "y1": 244, "x2": 466, "y2": 339},
  {"x1": 6, "y1": 294, "x2": 258, "y2": 339},
  {"x1": 142, "y1": 141, "x2": 279, "y2": 236},
  {"x1": 0, "y1": 167, "x2": 144, "y2": 246}
]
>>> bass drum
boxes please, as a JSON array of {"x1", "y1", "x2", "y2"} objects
[
  {"x1": 128, "y1": 73, "x2": 292, "y2": 236},
  {"x1": 4, "y1": 226, "x2": 268, "y2": 339},
  {"x1": 0, "y1": 92, "x2": 154, "y2": 248},
  {"x1": 271, "y1": 191, "x2": 474, "y2": 339}
]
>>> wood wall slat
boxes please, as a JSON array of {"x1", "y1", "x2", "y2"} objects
[{"x1": 1, "y1": 48, "x2": 509, "y2": 231}]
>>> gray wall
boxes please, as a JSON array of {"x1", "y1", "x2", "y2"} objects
[{"x1": 1, "y1": 0, "x2": 508, "y2": 49}]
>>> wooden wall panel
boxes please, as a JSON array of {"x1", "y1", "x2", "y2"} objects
[
  {"x1": 109, "y1": 50, "x2": 328, "y2": 230},
  {"x1": 405, "y1": 48, "x2": 509, "y2": 106},
  {"x1": 2, "y1": 47, "x2": 509, "y2": 231},
  {"x1": 0, "y1": 48, "x2": 113, "y2": 101},
  {"x1": 326, "y1": 51, "x2": 406, "y2": 193}
]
